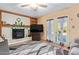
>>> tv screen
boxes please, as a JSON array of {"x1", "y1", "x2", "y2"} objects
[{"x1": 30, "y1": 24, "x2": 43, "y2": 32}]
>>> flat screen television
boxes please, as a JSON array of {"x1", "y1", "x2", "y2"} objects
[{"x1": 30, "y1": 24, "x2": 43, "y2": 32}]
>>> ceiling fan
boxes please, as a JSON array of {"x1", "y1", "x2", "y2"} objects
[{"x1": 19, "y1": 3, "x2": 47, "y2": 11}]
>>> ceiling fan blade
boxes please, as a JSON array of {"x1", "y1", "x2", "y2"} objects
[
  {"x1": 20, "y1": 4, "x2": 29, "y2": 7},
  {"x1": 37, "y1": 4, "x2": 47, "y2": 7}
]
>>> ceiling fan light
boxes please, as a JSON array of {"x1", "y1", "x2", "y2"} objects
[{"x1": 19, "y1": 3, "x2": 47, "y2": 11}]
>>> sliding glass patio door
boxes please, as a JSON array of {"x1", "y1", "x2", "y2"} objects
[
  {"x1": 47, "y1": 19, "x2": 55, "y2": 42},
  {"x1": 56, "y1": 16, "x2": 69, "y2": 46}
]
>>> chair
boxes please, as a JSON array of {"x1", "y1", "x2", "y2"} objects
[{"x1": 0, "y1": 39, "x2": 9, "y2": 55}]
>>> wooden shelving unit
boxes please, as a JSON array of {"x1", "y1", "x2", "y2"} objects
[{"x1": 3, "y1": 24, "x2": 30, "y2": 27}]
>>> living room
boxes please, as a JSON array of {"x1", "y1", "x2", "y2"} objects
[{"x1": 0, "y1": 3, "x2": 79, "y2": 55}]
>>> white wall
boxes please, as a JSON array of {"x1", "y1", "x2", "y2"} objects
[
  {"x1": 2, "y1": 12, "x2": 30, "y2": 25},
  {"x1": 2, "y1": 12, "x2": 31, "y2": 42}
]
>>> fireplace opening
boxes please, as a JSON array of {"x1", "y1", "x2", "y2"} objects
[{"x1": 12, "y1": 29, "x2": 24, "y2": 39}]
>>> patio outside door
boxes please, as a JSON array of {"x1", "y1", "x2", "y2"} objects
[
  {"x1": 56, "y1": 16, "x2": 69, "y2": 46},
  {"x1": 47, "y1": 19, "x2": 55, "y2": 42}
]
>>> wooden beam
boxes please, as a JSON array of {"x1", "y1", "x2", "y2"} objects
[
  {"x1": 30, "y1": 18, "x2": 38, "y2": 24},
  {"x1": 0, "y1": 9, "x2": 35, "y2": 19}
]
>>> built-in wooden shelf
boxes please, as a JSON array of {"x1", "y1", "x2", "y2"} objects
[{"x1": 3, "y1": 24, "x2": 30, "y2": 27}]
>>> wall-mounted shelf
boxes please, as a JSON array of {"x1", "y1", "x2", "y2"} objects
[{"x1": 3, "y1": 24, "x2": 30, "y2": 27}]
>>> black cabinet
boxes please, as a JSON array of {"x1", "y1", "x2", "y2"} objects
[{"x1": 32, "y1": 32, "x2": 41, "y2": 41}]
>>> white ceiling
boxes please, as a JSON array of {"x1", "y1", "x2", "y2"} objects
[{"x1": 0, "y1": 3, "x2": 77, "y2": 18}]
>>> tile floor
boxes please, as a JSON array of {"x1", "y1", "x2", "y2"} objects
[{"x1": 10, "y1": 41, "x2": 66, "y2": 55}]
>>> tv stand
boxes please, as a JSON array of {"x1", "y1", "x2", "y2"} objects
[{"x1": 31, "y1": 32, "x2": 41, "y2": 41}]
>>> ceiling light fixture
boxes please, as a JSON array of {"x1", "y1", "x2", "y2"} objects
[{"x1": 19, "y1": 3, "x2": 47, "y2": 11}]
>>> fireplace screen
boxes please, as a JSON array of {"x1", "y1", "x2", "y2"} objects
[{"x1": 12, "y1": 29, "x2": 24, "y2": 39}]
